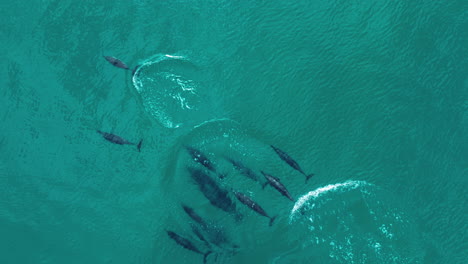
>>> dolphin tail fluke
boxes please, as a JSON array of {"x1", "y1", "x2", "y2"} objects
[
  {"x1": 218, "y1": 172, "x2": 227, "y2": 179},
  {"x1": 269, "y1": 215, "x2": 277, "y2": 227},
  {"x1": 131, "y1": 64, "x2": 141, "y2": 77},
  {"x1": 136, "y1": 139, "x2": 143, "y2": 152},
  {"x1": 203, "y1": 251, "x2": 213, "y2": 264},
  {"x1": 305, "y1": 173, "x2": 314, "y2": 183}
]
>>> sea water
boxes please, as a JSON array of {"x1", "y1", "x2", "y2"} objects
[{"x1": 1, "y1": 1, "x2": 467, "y2": 263}]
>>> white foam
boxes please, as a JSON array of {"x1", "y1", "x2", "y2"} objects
[
  {"x1": 165, "y1": 54, "x2": 185, "y2": 59},
  {"x1": 291, "y1": 180, "x2": 369, "y2": 216},
  {"x1": 131, "y1": 53, "x2": 198, "y2": 128}
]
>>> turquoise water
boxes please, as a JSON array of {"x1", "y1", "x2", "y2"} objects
[{"x1": 1, "y1": 0, "x2": 467, "y2": 263}]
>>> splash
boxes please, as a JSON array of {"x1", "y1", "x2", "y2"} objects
[
  {"x1": 287, "y1": 180, "x2": 423, "y2": 263},
  {"x1": 132, "y1": 53, "x2": 209, "y2": 128}
]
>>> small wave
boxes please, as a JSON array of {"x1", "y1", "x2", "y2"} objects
[
  {"x1": 132, "y1": 53, "x2": 191, "y2": 87},
  {"x1": 287, "y1": 180, "x2": 423, "y2": 263},
  {"x1": 290, "y1": 180, "x2": 369, "y2": 218},
  {"x1": 193, "y1": 118, "x2": 239, "y2": 129}
]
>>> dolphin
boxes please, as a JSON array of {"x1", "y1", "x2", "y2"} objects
[
  {"x1": 232, "y1": 190, "x2": 276, "y2": 226},
  {"x1": 225, "y1": 157, "x2": 260, "y2": 183},
  {"x1": 190, "y1": 224, "x2": 211, "y2": 249},
  {"x1": 166, "y1": 230, "x2": 213, "y2": 264},
  {"x1": 182, "y1": 204, "x2": 208, "y2": 227},
  {"x1": 188, "y1": 167, "x2": 242, "y2": 221},
  {"x1": 270, "y1": 145, "x2": 314, "y2": 182},
  {"x1": 261, "y1": 171, "x2": 294, "y2": 202},
  {"x1": 182, "y1": 204, "x2": 238, "y2": 250},
  {"x1": 185, "y1": 146, "x2": 227, "y2": 179},
  {"x1": 103, "y1": 55, "x2": 130, "y2": 70},
  {"x1": 97, "y1": 131, "x2": 142, "y2": 152}
]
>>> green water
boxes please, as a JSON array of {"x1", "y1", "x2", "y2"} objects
[{"x1": 1, "y1": 1, "x2": 467, "y2": 263}]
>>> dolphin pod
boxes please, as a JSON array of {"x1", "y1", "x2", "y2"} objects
[
  {"x1": 99, "y1": 54, "x2": 319, "y2": 262},
  {"x1": 98, "y1": 56, "x2": 144, "y2": 152}
]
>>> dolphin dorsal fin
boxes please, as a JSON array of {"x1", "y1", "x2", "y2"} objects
[{"x1": 271, "y1": 175, "x2": 281, "y2": 182}]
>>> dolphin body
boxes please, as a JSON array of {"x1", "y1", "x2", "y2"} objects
[
  {"x1": 190, "y1": 224, "x2": 212, "y2": 249},
  {"x1": 225, "y1": 157, "x2": 260, "y2": 183},
  {"x1": 182, "y1": 204, "x2": 208, "y2": 226},
  {"x1": 103, "y1": 55, "x2": 130, "y2": 70},
  {"x1": 261, "y1": 171, "x2": 294, "y2": 202},
  {"x1": 166, "y1": 230, "x2": 212, "y2": 264},
  {"x1": 97, "y1": 130, "x2": 142, "y2": 152},
  {"x1": 186, "y1": 146, "x2": 226, "y2": 179},
  {"x1": 182, "y1": 204, "x2": 238, "y2": 250},
  {"x1": 270, "y1": 145, "x2": 314, "y2": 182},
  {"x1": 233, "y1": 190, "x2": 276, "y2": 226},
  {"x1": 188, "y1": 167, "x2": 242, "y2": 221}
]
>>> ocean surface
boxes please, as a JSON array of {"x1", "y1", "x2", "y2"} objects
[{"x1": 1, "y1": 1, "x2": 467, "y2": 263}]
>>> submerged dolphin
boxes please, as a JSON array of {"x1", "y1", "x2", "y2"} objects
[
  {"x1": 186, "y1": 146, "x2": 227, "y2": 179},
  {"x1": 166, "y1": 230, "x2": 212, "y2": 264},
  {"x1": 190, "y1": 224, "x2": 211, "y2": 249},
  {"x1": 225, "y1": 157, "x2": 260, "y2": 183},
  {"x1": 182, "y1": 204, "x2": 238, "y2": 250},
  {"x1": 233, "y1": 190, "x2": 276, "y2": 226},
  {"x1": 97, "y1": 130, "x2": 142, "y2": 152},
  {"x1": 261, "y1": 171, "x2": 294, "y2": 202},
  {"x1": 182, "y1": 204, "x2": 208, "y2": 227},
  {"x1": 188, "y1": 167, "x2": 242, "y2": 221},
  {"x1": 270, "y1": 145, "x2": 314, "y2": 182},
  {"x1": 103, "y1": 55, "x2": 130, "y2": 70}
]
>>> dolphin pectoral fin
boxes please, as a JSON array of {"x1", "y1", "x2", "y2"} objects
[
  {"x1": 262, "y1": 182, "x2": 269, "y2": 189},
  {"x1": 203, "y1": 251, "x2": 213, "y2": 264},
  {"x1": 136, "y1": 139, "x2": 143, "y2": 152}
]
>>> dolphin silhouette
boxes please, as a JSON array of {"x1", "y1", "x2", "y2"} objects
[
  {"x1": 233, "y1": 190, "x2": 276, "y2": 226},
  {"x1": 166, "y1": 230, "x2": 213, "y2": 264},
  {"x1": 103, "y1": 55, "x2": 130, "y2": 70},
  {"x1": 270, "y1": 145, "x2": 314, "y2": 182},
  {"x1": 261, "y1": 171, "x2": 294, "y2": 202},
  {"x1": 97, "y1": 130, "x2": 142, "y2": 152}
]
